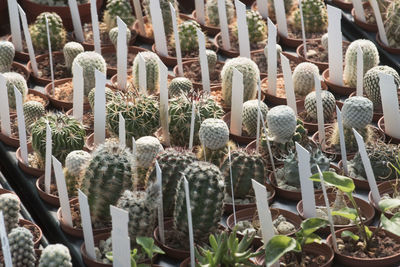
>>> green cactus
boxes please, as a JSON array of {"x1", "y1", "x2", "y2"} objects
[
  {"x1": 292, "y1": 62, "x2": 320, "y2": 98},
  {"x1": 108, "y1": 26, "x2": 132, "y2": 48},
  {"x1": 321, "y1": 33, "x2": 328, "y2": 51},
  {"x1": 267, "y1": 105, "x2": 297, "y2": 144},
  {"x1": 72, "y1": 51, "x2": 107, "y2": 97},
  {"x1": 29, "y1": 12, "x2": 67, "y2": 51},
  {"x1": 173, "y1": 161, "x2": 225, "y2": 243},
  {"x1": 0, "y1": 41, "x2": 15, "y2": 73},
  {"x1": 88, "y1": 86, "x2": 115, "y2": 111},
  {"x1": 4, "y1": 72, "x2": 28, "y2": 109},
  {"x1": 205, "y1": 0, "x2": 235, "y2": 27},
  {"x1": 8, "y1": 227, "x2": 36, "y2": 267},
  {"x1": 23, "y1": 101, "x2": 46, "y2": 132},
  {"x1": 384, "y1": 1, "x2": 400, "y2": 48},
  {"x1": 343, "y1": 39, "x2": 380, "y2": 88},
  {"x1": 221, "y1": 57, "x2": 259, "y2": 107},
  {"x1": 206, "y1": 49, "x2": 218, "y2": 73},
  {"x1": 132, "y1": 51, "x2": 160, "y2": 94},
  {"x1": 168, "y1": 77, "x2": 193, "y2": 97},
  {"x1": 81, "y1": 140, "x2": 134, "y2": 224},
  {"x1": 63, "y1": 42, "x2": 84, "y2": 71},
  {"x1": 39, "y1": 244, "x2": 72, "y2": 267},
  {"x1": 292, "y1": 0, "x2": 328, "y2": 33},
  {"x1": 142, "y1": 0, "x2": 178, "y2": 36},
  {"x1": 269, "y1": 0, "x2": 294, "y2": 16},
  {"x1": 64, "y1": 150, "x2": 91, "y2": 197},
  {"x1": 304, "y1": 90, "x2": 336, "y2": 121},
  {"x1": 242, "y1": 100, "x2": 268, "y2": 137},
  {"x1": 135, "y1": 136, "x2": 164, "y2": 186},
  {"x1": 170, "y1": 20, "x2": 202, "y2": 53},
  {"x1": 31, "y1": 113, "x2": 86, "y2": 164},
  {"x1": 103, "y1": 0, "x2": 135, "y2": 31},
  {"x1": 364, "y1": 65, "x2": 400, "y2": 107},
  {"x1": 0, "y1": 193, "x2": 20, "y2": 233},
  {"x1": 238, "y1": 10, "x2": 268, "y2": 43},
  {"x1": 198, "y1": 118, "x2": 229, "y2": 150},
  {"x1": 263, "y1": 43, "x2": 282, "y2": 61}
]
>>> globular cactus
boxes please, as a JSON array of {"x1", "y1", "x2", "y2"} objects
[
  {"x1": 29, "y1": 12, "x2": 67, "y2": 51},
  {"x1": 103, "y1": 0, "x2": 135, "y2": 31},
  {"x1": 29, "y1": 0, "x2": 87, "y2": 6},
  {"x1": 31, "y1": 114, "x2": 86, "y2": 164},
  {"x1": 64, "y1": 150, "x2": 91, "y2": 197},
  {"x1": 171, "y1": 20, "x2": 202, "y2": 53},
  {"x1": 269, "y1": 0, "x2": 294, "y2": 17},
  {"x1": 205, "y1": 0, "x2": 235, "y2": 27},
  {"x1": 292, "y1": 62, "x2": 320, "y2": 98},
  {"x1": 132, "y1": 51, "x2": 160, "y2": 94},
  {"x1": 292, "y1": 0, "x2": 328, "y2": 33},
  {"x1": 8, "y1": 227, "x2": 36, "y2": 267},
  {"x1": 88, "y1": 86, "x2": 115, "y2": 111},
  {"x1": 72, "y1": 51, "x2": 107, "y2": 97},
  {"x1": 343, "y1": 39, "x2": 380, "y2": 88},
  {"x1": 221, "y1": 57, "x2": 259, "y2": 107},
  {"x1": 142, "y1": 0, "x2": 178, "y2": 36},
  {"x1": 0, "y1": 41, "x2": 15, "y2": 73},
  {"x1": 38, "y1": 244, "x2": 72, "y2": 267},
  {"x1": 220, "y1": 149, "x2": 267, "y2": 199},
  {"x1": 242, "y1": 10, "x2": 268, "y2": 43},
  {"x1": 384, "y1": 1, "x2": 400, "y2": 48},
  {"x1": 321, "y1": 33, "x2": 328, "y2": 51},
  {"x1": 364, "y1": 65, "x2": 400, "y2": 107},
  {"x1": 168, "y1": 77, "x2": 193, "y2": 97},
  {"x1": 267, "y1": 105, "x2": 297, "y2": 144},
  {"x1": 173, "y1": 161, "x2": 225, "y2": 243},
  {"x1": 242, "y1": 100, "x2": 268, "y2": 137},
  {"x1": 304, "y1": 90, "x2": 336, "y2": 121},
  {"x1": 23, "y1": 101, "x2": 46, "y2": 132},
  {"x1": 263, "y1": 43, "x2": 282, "y2": 61},
  {"x1": 81, "y1": 140, "x2": 134, "y2": 224},
  {"x1": 4, "y1": 72, "x2": 28, "y2": 109},
  {"x1": 206, "y1": 49, "x2": 218, "y2": 73},
  {"x1": 198, "y1": 118, "x2": 229, "y2": 150},
  {"x1": 108, "y1": 26, "x2": 131, "y2": 48},
  {"x1": 0, "y1": 193, "x2": 20, "y2": 233},
  {"x1": 63, "y1": 42, "x2": 84, "y2": 71},
  {"x1": 135, "y1": 136, "x2": 164, "y2": 186},
  {"x1": 145, "y1": 148, "x2": 197, "y2": 217}
]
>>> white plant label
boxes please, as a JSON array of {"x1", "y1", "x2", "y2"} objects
[
  {"x1": 257, "y1": 0, "x2": 269, "y2": 19},
  {"x1": 356, "y1": 45, "x2": 363, "y2": 96},
  {"x1": 8, "y1": 0, "x2": 22, "y2": 51},
  {"x1": 352, "y1": 0, "x2": 366, "y2": 23},
  {"x1": 259, "y1": 109, "x2": 277, "y2": 178},
  {"x1": 327, "y1": 5, "x2": 343, "y2": 86},
  {"x1": 379, "y1": 73, "x2": 400, "y2": 138},
  {"x1": 230, "y1": 68, "x2": 244, "y2": 136},
  {"x1": 45, "y1": 15, "x2": 55, "y2": 93},
  {"x1": 183, "y1": 177, "x2": 195, "y2": 267},
  {"x1": 370, "y1": 0, "x2": 388, "y2": 46},
  {"x1": 68, "y1": 0, "x2": 84, "y2": 42},
  {"x1": 117, "y1": 17, "x2": 128, "y2": 91},
  {"x1": 53, "y1": 156, "x2": 73, "y2": 227},
  {"x1": 256, "y1": 80, "x2": 262, "y2": 152},
  {"x1": 0, "y1": 212, "x2": 12, "y2": 267},
  {"x1": 314, "y1": 74, "x2": 326, "y2": 148},
  {"x1": 132, "y1": 137, "x2": 138, "y2": 190},
  {"x1": 188, "y1": 101, "x2": 196, "y2": 150},
  {"x1": 267, "y1": 19, "x2": 278, "y2": 95},
  {"x1": 149, "y1": 0, "x2": 168, "y2": 56},
  {"x1": 336, "y1": 106, "x2": 348, "y2": 175},
  {"x1": 45, "y1": 123, "x2": 52, "y2": 194},
  {"x1": 119, "y1": 113, "x2": 126, "y2": 148},
  {"x1": 235, "y1": 0, "x2": 251, "y2": 59},
  {"x1": 159, "y1": 60, "x2": 170, "y2": 145},
  {"x1": 197, "y1": 29, "x2": 210, "y2": 93},
  {"x1": 110, "y1": 206, "x2": 130, "y2": 267},
  {"x1": 295, "y1": 142, "x2": 316, "y2": 218},
  {"x1": 228, "y1": 146, "x2": 236, "y2": 224},
  {"x1": 275, "y1": 0, "x2": 288, "y2": 37},
  {"x1": 252, "y1": 179, "x2": 275, "y2": 243},
  {"x1": 78, "y1": 190, "x2": 96, "y2": 259},
  {"x1": 133, "y1": 0, "x2": 145, "y2": 36},
  {"x1": 72, "y1": 63, "x2": 84, "y2": 121},
  {"x1": 217, "y1": 0, "x2": 231, "y2": 50},
  {"x1": 0, "y1": 74, "x2": 11, "y2": 136},
  {"x1": 90, "y1": 0, "x2": 101, "y2": 54},
  {"x1": 93, "y1": 70, "x2": 106, "y2": 145},
  {"x1": 155, "y1": 160, "x2": 165, "y2": 243},
  {"x1": 353, "y1": 129, "x2": 380, "y2": 206},
  {"x1": 14, "y1": 87, "x2": 28, "y2": 164},
  {"x1": 280, "y1": 54, "x2": 297, "y2": 115},
  {"x1": 195, "y1": 0, "x2": 205, "y2": 24},
  {"x1": 18, "y1": 5, "x2": 38, "y2": 76},
  {"x1": 170, "y1": 3, "x2": 183, "y2": 75},
  {"x1": 138, "y1": 53, "x2": 147, "y2": 95},
  {"x1": 298, "y1": 0, "x2": 307, "y2": 59}
]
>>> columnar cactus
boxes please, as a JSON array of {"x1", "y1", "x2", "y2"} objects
[
  {"x1": 72, "y1": 51, "x2": 107, "y2": 97},
  {"x1": 0, "y1": 193, "x2": 20, "y2": 233},
  {"x1": 108, "y1": 26, "x2": 131, "y2": 48},
  {"x1": 292, "y1": 62, "x2": 320, "y2": 98},
  {"x1": 103, "y1": 0, "x2": 135, "y2": 31},
  {"x1": 81, "y1": 140, "x2": 134, "y2": 224},
  {"x1": 64, "y1": 150, "x2": 91, "y2": 197},
  {"x1": 364, "y1": 66, "x2": 400, "y2": 107},
  {"x1": 8, "y1": 227, "x2": 36, "y2": 267},
  {"x1": 39, "y1": 244, "x2": 72, "y2": 267},
  {"x1": 132, "y1": 51, "x2": 160, "y2": 94},
  {"x1": 29, "y1": 12, "x2": 67, "y2": 51},
  {"x1": 206, "y1": 49, "x2": 218, "y2": 73},
  {"x1": 173, "y1": 161, "x2": 225, "y2": 242},
  {"x1": 23, "y1": 101, "x2": 46, "y2": 132},
  {"x1": 88, "y1": 86, "x2": 115, "y2": 111},
  {"x1": 142, "y1": 0, "x2": 178, "y2": 36},
  {"x1": 0, "y1": 41, "x2": 15, "y2": 73},
  {"x1": 169, "y1": 77, "x2": 193, "y2": 97},
  {"x1": 267, "y1": 105, "x2": 297, "y2": 144},
  {"x1": 343, "y1": 39, "x2": 380, "y2": 88},
  {"x1": 135, "y1": 136, "x2": 164, "y2": 186},
  {"x1": 292, "y1": 0, "x2": 328, "y2": 33},
  {"x1": 4, "y1": 72, "x2": 28, "y2": 109},
  {"x1": 242, "y1": 100, "x2": 268, "y2": 137},
  {"x1": 304, "y1": 90, "x2": 336, "y2": 121},
  {"x1": 205, "y1": 0, "x2": 235, "y2": 27},
  {"x1": 384, "y1": 1, "x2": 400, "y2": 48},
  {"x1": 63, "y1": 42, "x2": 84, "y2": 71},
  {"x1": 221, "y1": 57, "x2": 259, "y2": 107},
  {"x1": 31, "y1": 114, "x2": 86, "y2": 164},
  {"x1": 171, "y1": 20, "x2": 202, "y2": 53}
]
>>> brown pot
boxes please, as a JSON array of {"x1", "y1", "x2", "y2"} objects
[
  {"x1": 152, "y1": 44, "x2": 198, "y2": 67},
  {"x1": 16, "y1": 143, "x2": 44, "y2": 177},
  {"x1": 369, "y1": 181, "x2": 400, "y2": 218},
  {"x1": 7, "y1": 36, "x2": 30, "y2": 62},
  {"x1": 191, "y1": 10, "x2": 220, "y2": 36},
  {"x1": 10, "y1": 89, "x2": 50, "y2": 115},
  {"x1": 103, "y1": 45, "x2": 148, "y2": 77},
  {"x1": 133, "y1": 16, "x2": 154, "y2": 44},
  {"x1": 322, "y1": 68, "x2": 355, "y2": 96},
  {"x1": 0, "y1": 114, "x2": 19, "y2": 148},
  {"x1": 351, "y1": 2, "x2": 378, "y2": 32},
  {"x1": 278, "y1": 30, "x2": 322, "y2": 49},
  {"x1": 378, "y1": 116, "x2": 400, "y2": 144},
  {"x1": 36, "y1": 175, "x2": 59, "y2": 206},
  {"x1": 327, "y1": 226, "x2": 400, "y2": 267},
  {"x1": 80, "y1": 28, "x2": 138, "y2": 51},
  {"x1": 19, "y1": 219, "x2": 43, "y2": 248},
  {"x1": 376, "y1": 34, "x2": 400, "y2": 55},
  {"x1": 154, "y1": 220, "x2": 189, "y2": 261},
  {"x1": 348, "y1": 91, "x2": 383, "y2": 122},
  {"x1": 109, "y1": 72, "x2": 175, "y2": 91},
  {"x1": 12, "y1": 61, "x2": 31, "y2": 81},
  {"x1": 332, "y1": 0, "x2": 353, "y2": 11}
]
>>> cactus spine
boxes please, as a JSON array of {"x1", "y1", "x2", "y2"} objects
[
  {"x1": 304, "y1": 90, "x2": 336, "y2": 121},
  {"x1": 168, "y1": 77, "x2": 193, "y2": 97},
  {"x1": 242, "y1": 100, "x2": 268, "y2": 137},
  {"x1": 205, "y1": 0, "x2": 235, "y2": 27},
  {"x1": 23, "y1": 101, "x2": 46, "y2": 132},
  {"x1": 267, "y1": 105, "x2": 297, "y2": 144},
  {"x1": 39, "y1": 244, "x2": 72, "y2": 267},
  {"x1": 103, "y1": 0, "x2": 135, "y2": 31},
  {"x1": 4, "y1": 72, "x2": 28, "y2": 109},
  {"x1": 0, "y1": 193, "x2": 20, "y2": 233},
  {"x1": 0, "y1": 41, "x2": 15, "y2": 73},
  {"x1": 63, "y1": 42, "x2": 84, "y2": 71},
  {"x1": 8, "y1": 227, "x2": 36, "y2": 267},
  {"x1": 132, "y1": 51, "x2": 160, "y2": 94},
  {"x1": 292, "y1": 0, "x2": 328, "y2": 33},
  {"x1": 292, "y1": 62, "x2": 320, "y2": 98},
  {"x1": 64, "y1": 150, "x2": 91, "y2": 197}
]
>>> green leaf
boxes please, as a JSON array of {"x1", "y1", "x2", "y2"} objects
[
  {"x1": 136, "y1": 236, "x2": 165, "y2": 260},
  {"x1": 303, "y1": 233, "x2": 322, "y2": 245},
  {"x1": 341, "y1": 230, "x2": 360, "y2": 241},
  {"x1": 309, "y1": 171, "x2": 355, "y2": 193},
  {"x1": 379, "y1": 198, "x2": 400, "y2": 212},
  {"x1": 331, "y1": 207, "x2": 358, "y2": 221},
  {"x1": 364, "y1": 226, "x2": 373, "y2": 239},
  {"x1": 299, "y1": 218, "x2": 329, "y2": 236},
  {"x1": 105, "y1": 251, "x2": 114, "y2": 262},
  {"x1": 381, "y1": 214, "x2": 400, "y2": 236},
  {"x1": 265, "y1": 236, "x2": 300, "y2": 267}
]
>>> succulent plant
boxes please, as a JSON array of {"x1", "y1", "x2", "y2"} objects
[
  {"x1": 0, "y1": 41, "x2": 15, "y2": 73},
  {"x1": 29, "y1": 0, "x2": 87, "y2": 6},
  {"x1": 198, "y1": 118, "x2": 229, "y2": 150},
  {"x1": 135, "y1": 136, "x2": 164, "y2": 186},
  {"x1": 221, "y1": 57, "x2": 259, "y2": 107},
  {"x1": 4, "y1": 72, "x2": 28, "y2": 109},
  {"x1": 72, "y1": 51, "x2": 107, "y2": 97},
  {"x1": 142, "y1": 0, "x2": 178, "y2": 36},
  {"x1": 292, "y1": 0, "x2": 328, "y2": 33},
  {"x1": 232, "y1": 10, "x2": 268, "y2": 44},
  {"x1": 0, "y1": 193, "x2": 20, "y2": 233},
  {"x1": 170, "y1": 20, "x2": 202, "y2": 53},
  {"x1": 108, "y1": 26, "x2": 131, "y2": 48},
  {"x1": 267, "y1": 105, "x2": 297, "y2": 144},
  {"x1": 63, "y1": 42, "x2": 84, "y2": 71},
  {"x1": 103, "y1": 0, "x2": 135, "y2": 31},
  {"x1": 242, "y1": 100, "x2": 268, "y2": 137},
  {"x1": 23, "y1": 101, "x2": 46, "y2": 132},
  {"x1": 39, "y1": 244, "x2": 72, "y2": 267},
  {"x1": 132, "y1": 51, "x2": 160, "y2": 94},
  {"x1": 29, "y1": 12, "x2": 67, "y2": 51},
  {"x1": 384, "y1": 0, "x2": 400, "y2": 48},
  {"x1": 205, "y1": 0, "x2": 235, "y2": 27},
  {"x1": 168, "y1": 77, "x2": 193, "y2": 97},
  {"x1": 263, "y1": 43, "x2": 282, "y2": 61},
  {"x1": 31, "y1": 113, "x2": 86, "y2": 164},
  {"x1": 64, "y1": 150, "x2": 91, "y2": 197},
  {"x1": 206, "y1": 49, "x2": 218, "y2": 73},
  {"x1": 304, "y1": 90, "x2": 336, "y2": 121},
  {"x1": 88, "y1": 86, "x2": 115, "y2": 111},
  {"x1": 343, "y1": 39, "x2": 380, "y2": 88},
  {"x1": 321, "y1": 33, "x2": 328, "y2": 51},
  {"x1": 269, "y1": 0, "x2": 294, "y2": 16},
  {"x1": 8, "y1": 227, "x2": 36, "y2": 267},
  {"x1": 292, "y1": 62, "x2": 320, "y2": 98}
]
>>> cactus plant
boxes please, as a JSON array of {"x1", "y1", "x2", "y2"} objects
[
  {"x1": 0, "y1": 193, "x2": 20, "y2": 233},
  {"x1": 168, "y1": 77, "x2": 193, "y2": 97},
  {"x1": 243, "y1": 10, "x2": 268, "y2": 43},
  {"x1": 108, "y1": 27, "x2": 131, "y2": 48},
  {"x1": 198, "y1": 118, "x2": 230, "y2": 150},
  {"x1": 81, "y1": 140, "x2": 134, "y2": 224},
  {"x1": 135, "y1": 136, "x2": 163, "y2": 186},
  {"x1": 39, "y1": 244, "x2": 72, "y2": 267},
  {"x1": 304, "y1": 90, "x2": 336, "y2": 121},
  {"x1": 142, "y1": 0, "x2": 178, "y2": 36},
  {"x1": 292, "y1": 62, "x2": 320, "y2": 98},
  {"x1": 206, "y1": 49, "x2": 218, "y2": 73},
  {"x1": 8, "y1": 227, "x2": 36, "y2": 267},
  {"x1": 263, "y1": 43, "x2": 282, "y2": 61},
  {"x1": 31, "y1": 113, "x2": 86, "y2": 164},
  {"x1": 321, "y1": 33, "x2": 328, "y2": 51},
  {"x1": 88, "y1": 86, "x2": 115, "y2": 111},
  {"x1": 132, "y1": 51, "x2": 160, "y2": 94},
  {"x1": 64, "y1": 150, "x2": 91, "y2": 197},
  {"x1": 205, "y1": 0, "x2": 235, "y2": 27},
  {"x1": 103, "y1": 0, "x2": 135, "y2": 31},
  {"x1": 343, "y1": 39, "x2": 380, "y2": 88},
  {"x1": 221, "y1": 57, "x2": 259, "y2": 107},
  {"x1": 292, "y1": 0, "x2": 328, "y2": 33},
  {"x1": 0, "y1": 41, "x2": 15, "y2": 73},
  {"x1": 384, "y1": 0, "x2": 400, "y2": 48},
  {"x1": 242, "y1": 100, "x2": 268, "y2": 137},
  {"x1": 170, "y1": 20, "x2": 202, "y2": 53},
  {"x1": 267, "y1": 105, "x2": 297, "y2": 144},
  {"x1": 23, "y1": 101, "x2": 46, "y2": 132},
  {"x1": 63, "y1": 42, "x2": 84, "y2": 71},
  {"x1": 29, "y1": 0, "x2": 87, "y2": 6},
  {"x1": 29, "y1": 12, "x2": 67, "y2": 51},
  {"x1": 4, "y1": 72, "x2": 28, "y2": 109}
]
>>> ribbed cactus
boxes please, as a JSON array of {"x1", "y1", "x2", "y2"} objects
[
  {"x1": 343, "y1": 40, "x2": 380, "y2": 88},
  {"x1": 81, "y1": 140, "x2": 134, "y2": 224},
  {"x1": 206, "y1": 49, "x2": 218, "y2": 73},
  {"x1": 29, "y1": 12, "x2": 67, "y2": 51},
  {"x1": 0, "y1": 41, "x2": 15, "y2": 73},
  {"x1": 267, "y1": 105, "x2": 297, "y2": 144},
  {"x1": 173, "y1": 161, "x2": 225, "y2": 242},
  {"x1": 103, "y1": 0, "x2": 135, "y2": 31},
  {"x1": 23, "y1": 101, "x2": 46, "y2": 132},
  {"x1": 8, "y1": 227, "x2": 36, "y2": 267},
  {"x1": 304, "y1": 90, "x2": 336, "y2": 121},
  {"x1": 242, "y1": 100, "x2": 268, "y2": 137},
  {"x1": 88, "y1": 86, "x2": 115, "y2": 111},
  {"x1": 234, "y1": 10, "x2": 268, "y2": 43},
  {"x1": 31, "y1": 114, "x2": 86, "y2": 164},
  {"x1": 205, "y1": 0, "x2": 235, "y2": 27},
  {"x1": 135, "y1": 136, "x2": 164, "y2": 186},
  {"x1": 384, "y1": 1, "x2": 400, "y2": 48},
  {"x1": 142, "y1": 0, "x2": 178, "y2": 36},
  {"x1": 64, "y1": 150, "x2": 91, "y2": 197},
  {"x1": 220, "y1": 149, "x2": 267, "y2": 198},
  {"x1": 4, "y1": 72, "x2": 28, "y2": 109},
  {"x1": 63, "y1": 42, "x2": 84, "y2": 71},
  {"x1": 292, "y1": 62, "x2": 320, "y2": 98},
  {"x1": 0, "y1": 193, "x2": 20, "y2": 233},
  {"x1": 39, "y1": 244, "x2": 72, "y2": 267},
  {"x1": 321, "y1": 33, "x2": 328, "y2": 51},
  {"x1": 72, "y1": 51, "x2": 106, "y2": 97},
  {"x1": 292, "y1": 0, "x2": 328, "y2": 33},
  {"x1": 171, "y1": 20, "x2": 202, "y2": 53},
  {"x1": 198, "y1": 118, "x2": 229, "y2": 150},
  {"x1": 221, "y1": 57, "x2": 259, "y2": 107},
  {"x1": 132, "y1": 51, "x2": 160, "y2": 94},
  {"x1": 364, "y1": 65, "x2": 400, "y2": 107},
  {"x1": 108, "y1": 26, "x2": 131, "y2": 48},
  {"x1": 169, "y1": 77, "x2": 193, "y2": 97}
]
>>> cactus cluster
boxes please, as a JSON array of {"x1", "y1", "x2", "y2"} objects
[
  {"x1": 169, "y1": 77, "x2": 193, "y2": 97},
  {"x1": 38, "y1": 244, "x2": 72, "y2": 267},
  {"x1": 108, "y1": 27, "x2": 131, "y2": 48},
  {"x1": 205, "y1": 0, "x2": 235, "y2": 27},
  {"x1": 132, "y1": 51, "x2": 160, "y2": 94},
  {"x1": 233, "y1": 10, "x2": 268, "y2": 44},
  {"x1": 8, "y1": 227, "x2": 36, "y2": 267},
  {"x1": 0, "y1": 193, "x2": 20, "y2": 233},
  {"x1": 242, "y1": 100, "x2": 268, "y2": 137},
  {"x1": 384, "y1": 1, "x2": 400, "y2": 48},
  {"x1": 0, "y1": 41, "x2": 15, "y2": 73},
  {"x1": 267, "y1": 105, "x2": 297, "y2": 144},
  {"x1": 103, "y1": 0, "x2": 135, "y2": 31},
  {"x1": 64, "y1": 150, "x2": 91, "y2": 197},
  {"x1": 63, "y1": 42, "x2": 84, "y2": 71},
  {"x1": 171, "y1": 20, "x2": 202, "y2": 53},
  {"x1": 292, "y1": 62, "x2": 320, "y2": 98},
  {"x1": 23, "y1": 101, "x2": 46, "y2": 132},
  {"x1": 304, "y1": 90, "x2": 336, "y2": 121},
  {"x1": 4, "y1": 72, "x2": 28, "y2": 109},
  {"x1": 292, "y1": 0, "x2": 328, "y2": 33},
  {"x1": 142, "y1": 0, "x2": 178, "y2": 37}
]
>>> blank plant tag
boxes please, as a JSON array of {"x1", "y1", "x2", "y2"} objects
[
  {"x1": 138, "y1": 53, "x2": 147, "y2": 95},
  {"x1": 356, "y1": 45, "x2": 363, "y2": 96},
  {"x1": 78, "y1": 190, "x2": 96, "y2": 259},
  {"x1": 117, "y1": 17, "x2": 128, "y2": 91},
  {"x1": 228, "y1": 146, "x2": 236, "y2": 224},
  {"x1": 327, "y1": 5, "x2": 343, "y2": 86},
  {"x1": 133, "y1": 0, "x2": 145, "y2": 36},
  {"x1": 379, "y1": 73, "x2": 400, "y2": 138},
  {"x1": 45, "y1": 123, "x2": 52, "y2": 194},
  {"x1": 188, "y1": 101, "x2": 196, "y2": 150},
  {"x1": 195, "y1": 0, "x2": 205, "y2": 24},
  {"x1": 18, "y1": 5, "x2": 38, "y2": 76},
  {"x1": 280, "y1": 54, "x2": 297, "y2": 115},
  {"x1": 230, "y1": 68, "x2": 244, "y2": 136},
  {"x1": 170, "y1": 3, "x2": 183, "y2": 75},
  {"x1": 183, "y1": 177, "x2": 195, "y2": 267},
  {"x1": 336, "y1": 106, "x2": 348, "y2": 175},
  {"x1": 370, "y1": 0, "x2": 388, "y2": 46},
  {"x1": 119, "y1": 113, "x2": 125, "y2": 147},
  {"x1": 93, "y1": 70, "x2": 106, "y2": 145},
  {"x1": 256, "y1": 80, "x2": 262, "y2": 152},
  {"x1": 90, "y1": 0, "x2": 101, "y2": 54},
  {"x1": 68, "y1": 0, "x2": 84, "y2": 42},
  {"x1": 72, "y1": 63, "x2": 84, "y2": 121},
  {"x1": 53, "y1": 156, "x2": 73, "y2": 227},
  {"x1": 217, "y1": 0, "x2": 231, "y2": 50},
  {"x1": 0, "y1": 74, "x2": 11, "y2": 136},
  {"x1": 235, "y1": 0, "x2": 251, "y2": 58},
  {"x1": 197, "y1": 29, "x2": 210, "y2": 93},
  {"x1": 252, "y1": 179, "x2": 275, "y2": 243},
  {"x1": 14, "y1": 87, "x2": 28, "y2": 164},
  {"x1": 267, "y1": 19, "x2": 277, "y2": 95},
  {"x1": 159, "y1": 60, "x2": 170, "y2": 145},
  {"x1": 149, "y1": 0, "x2": 168, "y2": 56},
  {"x1": 45, "y1": 15, "x2": 55, "y2": 93},
  {"x1": 314, "y1": 74, "x2": 325, "y2": 148},
  {"x1": 132, "y1": 137, "x2": 138, "y2": 190},
  {"x1": 0, "y1": 212, "x2": 12, "y2": 267},
  {"x1": 8, "y1": 0, "x2": 22, "y2": 51},
  {"x1": 352, "y1": 0, "x2": 366, "y2": 23},
  {"x1": 275, "y1": 0, "x2": 288, "y2": 37},
  {"x1": 256, "y1": 0, "x2": 269, "y2": 19},
  {"x1": 110, "y1": 206, "x2": 130, "y2": 267},
  {"x1": 155, "y1": 161, "x2": 165, "y2": 243},
  {"x1": 298, "y1": 0, "x2": 307, "y2": 59}
]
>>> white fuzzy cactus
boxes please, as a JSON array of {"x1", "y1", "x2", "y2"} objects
[
  {"x1": 199, "y1": 118, "x2": 230, "y2": 150},
  {"x1": 38, "y1": 244, "x2": 72, "y2": 267},
  {"x1": 267, "y1": 105, "x2": 297, "y2": 144},
  {"x1": 292, "y1": 62, "x2": 320, "y2": 98},
  {"x1": 136, "y1": 136, "x2": 164, "y2": 168}
]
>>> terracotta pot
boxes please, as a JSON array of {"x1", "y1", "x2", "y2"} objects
[
  {"x1": 103, "y1": 45, "x2": 148, "y2": 77},
  {"x1": 327, "y1": 226, "x2": 400, "y2": 267},
  {"x1": 348, "y1": 91, "x2": 384, "y2": 122},
  {"x1": 322, "y1": 68, "x2": 355, "y2": 96},
  {"x1": 19, "y1": 219, "x2": 42, "y2": 248},
  {"x1": 109, "y1": 73, "x2": 174, "y2": 91},
  {"x1": 191, "y1": 10, "x2": 220, "y2": 36},
  {"x1": 351, "y1": 2, "x2": 378, "y2": 32},
  {"x1": 36, "y1": 175, "x2": 59, "y2": 206},
  {"x1": 12, "y1": 61, "x2": 31, "y2": 81},
  {"x1": 378, "y1": 116, "x2": 400, "y2": 144},
  {"x1": 80, "y1": 28, "x2": 138, "y2": 51},
  {"x1": 16, "y1": 143, "x2": 44, "y2": 177},
  {"x1": 0, "y1": 113, "x2": 19, "y2": 148},
  {"x1": 332, "y1": 0, "x2": 353, "y2": 11},
  {"x1": 278, "y1": 30, "x2": 322, "y2": 49},
  {"x1": 7, "y1": 36, "x2": 30, "y2": 62},
  {"x1": 10, "y1": 89, "x2": 50, "y2": 115},
  {"x1": 376, "y1": 34, "x2": 400, "y2": 55},
  {"x1": 0, "y1": 188, "x2": 19, "y2": 199},
  {"x1": 133, "y1": 16, "x2": 154, "y2": 44},
  {"x1": 154, "y1": 220, "x2": 189, "y2": 260},
  {"x1": 152, "y1": 44, "x2": 197, "y2": 67},
  {"x1": 369, "y1": 181, "x2": 400, "y2": 218},
  {"x1": 66, "y1": 107, "x2": 93, "y2": 135}
]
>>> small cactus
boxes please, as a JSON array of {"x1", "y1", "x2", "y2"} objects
[
  {"x1": 384, "y1": 1, "x2": 400, "y2": 49},
  {"x1": 304, "y1": 90, "x2": 336, "y2": 121},
  {"x1": 135, "y1": 136, "x2": 164, "y2": 185},
  {"x1": 23, "y1": 101, "x2": 46, "y2": 132},
  {"x1": 63, "y1": 42, "x2": 84, "y2": 71},
  {"x1": 206, "y1": 49, "x2": 218, "y2": 73},
  {"x1": 233, "y1": 10, "x2": 268, "y2": 44},
  {"x1": 321, "y1": 33, "x2": 328, "y2": 51},
  {"x1": 169, "y1": 77, "x2": 193, "y2": 97},
  {"x1": 142, "y1": 0, "x2": 178, "y2": 36},
  {"x1": 171, "y1": 20, "x2": 202, "y2": 53},
  {"x1": 88, "y1": 86, "x2": 115, "y2": 111},
  {"x1": 267, "y1": 105, "x2": 297, "y2": 144},
  {"x1": 103, "y1": 0, "x2": 135, "y2": 31},
  {"x1": 0, "y1": 193, "x2": 20, "y2": 233},
  {"x1": 0, "y1": 41, "x2": 15, "y2": 73},
  {"x1": 4, "y1": 72, "x2": 28, "y2": 109},
  {"x1": 8, "y1": 227, "x2": 36, "y2": 267},
  {"x1": 242, "y1": 100, "x2": 268, "y2": 137},
  {"x1": 292, "y1": 62, "x2": 320, "y2": 98},
  {"x1": 205, "y1": 0, "x2": 235, "y2": 27},
  {"x1": 199, "y1": 118, "x2": 230, "y2": 150},
  {"x1": 292, "y1": 0, "x2": 328, "y2": 33},
  {"x1": 38, "y1": 244, "x2": 72, "y2": 267},
  {"x1": 64, "y1": 150, "x2": 91, "y2": 197},
  {"x1": 108, "y1": 26, "x2": 131, "y2": 48},
  {"x1": 132, "y1": 51, "x2": 160, "y2": 94}
]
